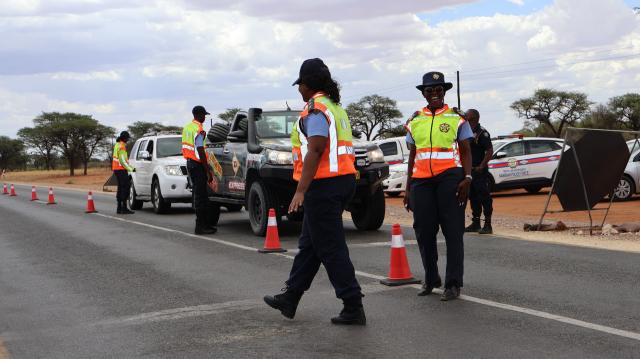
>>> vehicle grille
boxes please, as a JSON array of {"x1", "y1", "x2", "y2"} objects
[
  {"x1": 180, "y1": 166, "x2": 188, "y2": 175},
  {"x1": 354, "y1": 148, "x2": 369, "y2": 168}
]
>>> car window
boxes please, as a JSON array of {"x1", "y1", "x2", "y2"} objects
[
  {"x1": 157, "y1": 137, "x2": 183, "y2": 158},
  {"x1": 527, "y1": 140, "x2": 560, "y2": 155},
  {"x1": 146, "y1": 140, "x2": 154, "y2": 157},
  {"x1": 499, "y1": 141, "x2": 524, "y2": 157},
  {"x1": 378, "y1": 142, "x2": 398, "y2": 156},
  {"x1": 130, "y1": 141, "x2": 140, "y2": 158},
  {"x1": 136, "y1": 140, "x2": 148, "y2": 160}
]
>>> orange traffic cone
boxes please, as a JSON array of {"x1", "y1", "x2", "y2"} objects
[
  {"x1": 380, "y1": 224, "x2": 421, "y2": 286},
  {"x1": 2, "y1": 183, "x2": 8, "y2": 195},
  {"x1": 9, "y1": 184, "x2": 16, "y2": 196},
  {"x1": 258, "y1": 208, "x2": 286, "y2": 253},
  {"x1": 47, "y1": 187, "x2": 56, "y2": 205},
  {"x1": 31, "y1": 186, "x2": 39, "y2": 201},
  {"x1": 85, "y1": 191, "x2": 97, "y2": 213}
]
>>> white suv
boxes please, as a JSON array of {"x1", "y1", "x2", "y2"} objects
[
  {"x1": 489, "y1": 136, "x2": 565, "y2": 193},
  {"x1": 127, "y1": 132, "x2": 192, "y2": 213},
  {"x1": 613, "y1": 140, "x2": 640, "y2": 200}
]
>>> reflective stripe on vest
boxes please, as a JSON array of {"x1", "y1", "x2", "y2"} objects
[
  {"x1": 112, "y1": 141, "x2": 127, "y2": 170},
  {"x1": 291, "y1": 93, "x2": 356, "y2": 181},
  {"x1": 408, "y1": 104, "x2": 464, "y2": 178},
  {"x1": 182, "y1": 120, "x2": 206, "y2": 162}
]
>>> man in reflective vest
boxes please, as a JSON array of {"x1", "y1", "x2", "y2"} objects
[
  {"x1": 183, "y1": 105, "x2": 218, "y2": 235},
  {"x1": 403, "y1": 71, "x2": 473, "y2": 301},
  {"x1": 264, "y1": 58, "x2": 365, "y2": 325},
  {"x1": 112, "y1": 131, "x2": 135, "y2": 214}
]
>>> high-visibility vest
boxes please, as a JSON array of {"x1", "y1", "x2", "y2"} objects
[
  {"x1": 406, "y1": 104, "x2": 465, "y2": 178},
  {"x1": 291, "y1": 93, "x2": 356, "y2": 181},
  {"x1": 112, "y1": 141, "x2": 129, "y2": 170},
  {"x1": 182, "y1": 120, "x2": 207, "y2": 162}
]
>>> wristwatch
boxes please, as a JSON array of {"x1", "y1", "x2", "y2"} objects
[{"x1": 465, "y1": 174, "x2": 473, "y2": 181}]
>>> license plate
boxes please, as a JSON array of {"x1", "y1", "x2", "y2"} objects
[{"x1": 356, "y1": 159, "x2": 366, "y2": 167}]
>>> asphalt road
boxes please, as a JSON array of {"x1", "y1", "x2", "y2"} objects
[{"x1": 1, "y1": 184, "x2": 639, "y2": 358}]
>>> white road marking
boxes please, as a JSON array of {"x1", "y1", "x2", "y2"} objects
[{"x1": 83, "y1": 213, "x2": 640, "y2": 342}]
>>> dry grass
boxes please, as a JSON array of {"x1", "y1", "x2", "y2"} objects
[{"x1": 2, "y1": 167, "x2": 113, "y2": 192}]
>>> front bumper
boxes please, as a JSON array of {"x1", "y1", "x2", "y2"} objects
[
  {"x1": 383, "y1": 173, "x2": 406, "y2": 192},
  {"x1": 157, "y1": 172, "x2": 191, "y2": 200}
]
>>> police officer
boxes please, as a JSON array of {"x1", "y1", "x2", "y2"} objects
[
  {"x1": 182, "y1": 105, "x2": 219, "y2": 235},
  {"x1": 404, "y1": 71, "x2": 473, "y2": 301},
  {"x1": 112, "y1": 131, "x2": 136, "y2": 214},
  {"x1": 264, "y1": 58, "x2": 365, "y2": 325},
  {"x1": 464, "y1": 109, "x2": 494, "y2": 234}
]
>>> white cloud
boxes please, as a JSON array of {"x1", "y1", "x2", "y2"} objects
[
  {"x1": 508, "y1": 0, "x2": 525, "y2": 5},
  {"x1": 51, "y1": 70, "x2": 122, "y2": 81}
]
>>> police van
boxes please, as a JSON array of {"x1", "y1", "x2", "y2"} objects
[{"x1": 488, "y1": 136, "x2": 564, "y2": 193}]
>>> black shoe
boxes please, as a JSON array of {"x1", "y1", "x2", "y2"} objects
[
  {"x1": 195, "y1": 225, "x2": 217, "y2": 235},
  {"x1": 440, "y1": 286, "x2": 461, "y2": 301},
  {"x1": 264, "y1": 290, "x2": 303, "y2": 319},
  {"x1": 464, "y1": 220, "x2": 481, "y2": 233},
  {"x1": 417, "y1": 278, "x2": 442, "y2": 296},
  {"x1": 331, "y1": 307, "x2": 366, "y2": 325},
  {"x1": 478, "y1": 223, "x2": 493, "y2": 234},
  {"x1": 118, "y1": 201, "x2": 134, "y2": 214},
  {"x1": 120, "y1": 208, "x2": 134, "y2": 214}
]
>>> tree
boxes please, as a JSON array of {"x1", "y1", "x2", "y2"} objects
[
  {"x1": 0, "y1": 136, "x2": 27, "y2": 170},
  {"x1": 17, "y1": 126, "x2": 58, "y2": 170},
  {"x1": 608, "y1": 93, "x2": 640, "y2": 131},
  {"x1": 218, "y1": 108, "x2": 242, "y2": 123},
  {"x1": 511, "y1": 89, "x2": 591, "y2": 138},
  {"x1": 77, "y1": 123, "x2": 115, "y2": 175},
  {"x1": 580, "y1": 105, "x2": 621, "y2": 130},
  {"x1": 379, "y1": 124, "x2": 406, "y2": 139},
  {"x1": 346, "y1": 95, "x2": 403, "y2": 141},
  {"x1": 127, "y1": 121, "x2": 181, "y2": 140}
]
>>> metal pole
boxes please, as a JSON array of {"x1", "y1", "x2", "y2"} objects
[
  {"x1": 456, "y1": 71, "x2": 461, "y2": 109},
  {"x1": 538, "y1": 131, "x2": 567, "y2": 229},
  {"x1": 568, "y1": 129, "x2": 594, "y2": 234}
]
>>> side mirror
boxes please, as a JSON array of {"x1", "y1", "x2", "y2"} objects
[
  {"x1": 494, "y1": 151, "x2": 507, "y2": 159},
  {"x1": 227, "y1": 129, "x2": 247, "y2": 142},
  {"x1": 247, "y1": 107, "x2": 263, "y2": 154},
  {"x1": 139, "y1": 150, "x2": 151, "y2": 160}
]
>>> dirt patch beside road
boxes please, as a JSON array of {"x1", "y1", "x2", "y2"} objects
[
  {"x1": 2, "y1": 168, "x2": 113, "y2": 193},
  {"x1": 384, "y1": 190, "x2": 640, "y2": 253}
]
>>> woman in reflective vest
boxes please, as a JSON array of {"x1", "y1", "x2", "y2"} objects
[
  {"x1": 264, "y1": 58, "x2": 365, "y2": 325},
  {"x1": 403, "y1": 71, "x2": 473, "y2": 301},
  {"x1": 112, "y1": 130, "x2": 135, "y2": 214}
]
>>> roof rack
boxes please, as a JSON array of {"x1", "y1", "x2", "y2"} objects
[{"x1": 141, "y1": 130, "x2": 182, "y2": 137}]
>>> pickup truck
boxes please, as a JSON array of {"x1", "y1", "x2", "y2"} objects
[{"x1": 204, "y1": 108, "x2": 389, "y2": 236}]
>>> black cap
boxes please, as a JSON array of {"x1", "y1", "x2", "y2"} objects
[
  {"x1": 119, "y1": 131, "x2": 131, "y2": 140},
  {"x1": 292, "y1": 58, "x2": 331, "y2": 86},
  {"x1": 192, "y1": 105, "x2": 210, "y2": 116},
  {"x1": 416, "y1": 71, "x2": 453, "y2": 92}
]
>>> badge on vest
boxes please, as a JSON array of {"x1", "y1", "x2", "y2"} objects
[{"x1": 439, "y1": 123, "x2": 451, "y2": 133}]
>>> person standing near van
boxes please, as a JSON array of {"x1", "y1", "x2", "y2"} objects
[
  {"x1": 464, "y1": 109, "x2": 494, "y2": 234},
  {"x1": 403, "y1": 71, "x2": 473, "y2": 301},
  {"x1": 112, "y1": 131, "x2": 136, "y2": 214},
  {"x1": 264, "y1": 58, "x2": 365, "y2": 325}
]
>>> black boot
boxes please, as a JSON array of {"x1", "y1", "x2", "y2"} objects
[
  {"x1": 264, "y1": 289, "x2": 303, "y2": 319},
  {"x1": 195, "y1": 224, "x2": 217, "y2": 234},
  {"x1": 479, "y1": 220, "x2": 492, "y2": 234},
  {"x1": 331, "y1": 295, "x2": 366, "y2": 325},
  {"x1": 116, "y1": 200, "x2": 123, "y2": 214},
  {"x1": 464, "y1": 218, "x2": 481, "y2": 233},
  {"x1": 194, "y1": 210, "x2": 216, "y2": 234},
  {"x1": 120, "y1": 200, "x2": 134, "y2": 214}
]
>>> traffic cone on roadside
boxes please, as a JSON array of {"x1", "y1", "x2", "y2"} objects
[
  {"x1": 258, "y1": 208, "x2": 286, "y2": 253},
  {"x1": 9, "y1": 184, "x2": 16, "y2": 196},
  {"x1": 31, "y1": 186, "x2": 39, "y2": 201},
  {"x1": 380, "y1": 224, "x2": 421, "y2": 286},
  {"x1": 2, "y1": 183, "x2": 8, "y2": 195},
  {"x1": 47, "y1": 187, "x2": 56, "y2": 205},
  {"x1": 85, "y1": 191, "x2": 97, "y2": 213}
]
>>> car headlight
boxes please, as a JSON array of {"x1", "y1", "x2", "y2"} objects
[
  {"x1": 390, "y1": 170, "x2": 407, "y2": 179},
  {"x1": 367, "y1": 147, "x2": 385, "y2": 163},
  {"x1": 267, "y1": 149, "x2": 293, "y2": 165},
  {"x1": 164, "y1": 165, "x2": 183, "y2": 176}
]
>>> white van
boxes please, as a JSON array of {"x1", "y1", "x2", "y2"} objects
[{"x1": 374, "y1": 136, "x2": 409, "y2": 165}]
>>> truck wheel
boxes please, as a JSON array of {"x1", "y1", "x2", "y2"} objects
[
  {"x1": 208, "y1": 123, "x2": 230, "y2": 143},
  {"x1": 128, "y1": 182, "x2": 144, "y2": 210},
  {"x1": 224, "y1": 204, "x2": 243, "y2": 212},
  {"x1": 351, "y1": 187, "x2": 385, "y2": 231},
  {"x1": 248, "y1": 181, "x2": 277, "y2": 236},
  {"x1": 525, "y1": 186, "x2": 543, "y2": 194},
  {"x1": 151, "y1": 178, "x2": 171, "y2": 214}
]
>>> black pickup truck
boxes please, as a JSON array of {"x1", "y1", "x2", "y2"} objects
[{"x1": 204, "y1": 108, "x2": 389, "y2": 236}]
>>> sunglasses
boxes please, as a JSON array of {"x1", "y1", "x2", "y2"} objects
[{"x1": 424, "y1": 86, "x2": 444, "y2": 94}]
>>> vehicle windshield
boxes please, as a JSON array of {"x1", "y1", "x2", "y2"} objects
[
  {"x1": 256, "y1": 111, "x2": 299, "y2": 138},
  {"x1": 628, "y1": 140, "x2": 640, "y2": 153},
  {"x1": 491, "y1": 140, "x2": 508, "y2": 153},
  {"x1": 156, "y1": 137, "x2": 182, "y2": 158}
]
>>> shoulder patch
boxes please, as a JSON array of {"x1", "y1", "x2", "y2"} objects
[
  {"x1": 307, "y1": 98, "x2": 315, "y2": 112},
  {"x1": 483, "y1": 132, "x2": 490, "y2": 138}
]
